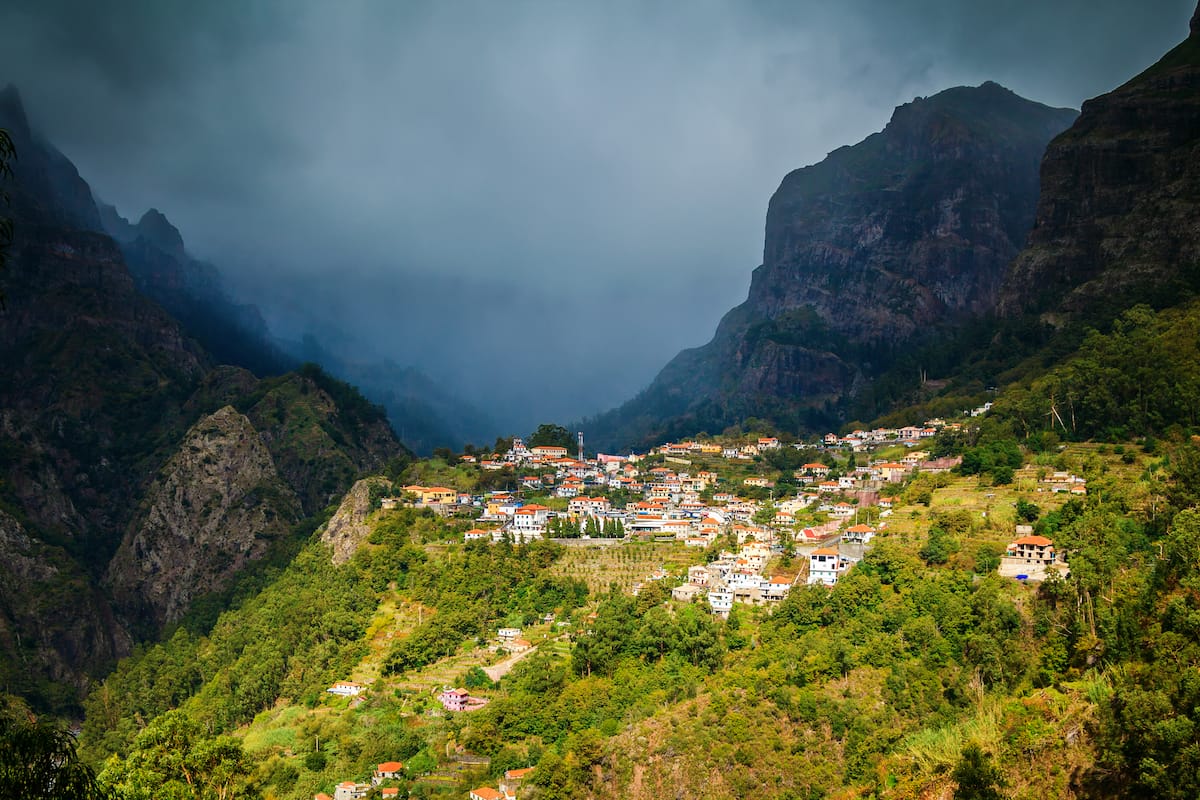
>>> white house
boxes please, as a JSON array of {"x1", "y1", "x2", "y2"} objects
[
  {"x1": 334, "y1": 782, "x2": 370, "y2": 800},
  {"x1": 707, "y1": 588, "x2": 733, "y2": 616},
  {"x1": 326, "y1": 681, "x2": 365, "y2": 697},
  {"x1": 807, "y1": 547, "x2": 849, "y2": 586},
  {"x1": 511, "y1": 504, "x2": 550, "y2": 533}
]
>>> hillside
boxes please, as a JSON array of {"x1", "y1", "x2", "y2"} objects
[
  {"x1": 585, "y1": 82, "x2": 1076, "y2": 451},
  {"x1": 71, "y1": 437, "x2": 1200, "y2": 800},
  {"x1": 0, "y1": 87, "x2": 409, "y2": 709}
]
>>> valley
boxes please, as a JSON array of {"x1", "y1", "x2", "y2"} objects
[{"x1": 3, "y1": 5, "x2": 1200, "y2": 800}]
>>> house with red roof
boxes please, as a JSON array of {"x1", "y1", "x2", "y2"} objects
[
  {"x1": 998, "y1": 532, "x2": 1069, "y2": 581},
  {"x1": 807, "y1": 547, "x2": 851, "y2": 586},
  {"x1": 372, "y1": 762, "x2": 404, "y2": 785}
]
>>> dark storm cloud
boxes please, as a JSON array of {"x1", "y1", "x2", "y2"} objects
[{"x1": 0, "y1": 0, "x2": 1193, "y2": 433}]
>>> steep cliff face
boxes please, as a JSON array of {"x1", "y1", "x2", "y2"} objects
[
  {"x1": 998, "y1": 22, "x2": 1200, "y2": 319},
  {"x1": 588, "y1": 83, "x2": 1075, "y2": 449},
  {"x1": 0, "y1": 84, "x2": 102, "y2": 232},
  {"x1": 242, "y1": 368, "x2": 401, "y2": 514},
  {"x1": 97, "y1": 202, "x2": 294, "y2": 378},
  {"x1": 106, "y1": 407, "x2": 302, "y2": 628},
  {"x1": 321, "y1": 477, "x2": 390, "y2": 565}
]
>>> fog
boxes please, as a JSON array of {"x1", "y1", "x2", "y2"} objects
[{"x1": 0, "y1": 0, "x2": 1192, "y2": 435}]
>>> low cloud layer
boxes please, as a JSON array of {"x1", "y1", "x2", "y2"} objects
[{"x1": 0, "y1": 0, "x2": 1193, "y2": 433}]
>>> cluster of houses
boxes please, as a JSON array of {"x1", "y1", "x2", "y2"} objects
[
  {"x1": 469, "y1": 767, "x2": 534, "y2": 800},
  {"x1": 382, "y1": 422, "x2": 965, "y2": 573},
  {"x1": 382, "y1": 421, "x2": 962, "y2": 558},
  {"x1": 314, "y1": 761, "x2": 405, "y2": 800},
  {"x1": 1039, "y1": 471, "x2": 1088, "y2": 496},
  {"x1": 668, "y1": 541, "x2": 797, "y2": 615}
]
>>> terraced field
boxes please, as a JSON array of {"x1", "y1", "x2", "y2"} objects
[{"x1": 548, "y1": 540, "x2": 705, "y2": 593}]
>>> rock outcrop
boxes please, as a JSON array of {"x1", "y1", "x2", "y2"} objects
[
  {"x1": 588, "y1": 83, "x2": 1076, "y2": 450},
  {"x1": 321, "y1": 477, "x2": 390, "y2": 565},
  {"x1": 106, "y1": 407, "x2": 302, "y2": 628},
  {"x1": 998, "y1": 16, "x2": 1200, "y2": 320}
]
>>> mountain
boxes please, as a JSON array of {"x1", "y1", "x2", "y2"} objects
[
  {"x1": 998, "y1": 13, "x2": 1200, "y2": 321},
  {"x1": 586, "y1": 83, "x2": 1076, "y2": 451},
  {"x1": 284, "y1": 334, "x2": 499, "y2": 454},
  {"x1": 96, "y1": 201, "x2": 295, "y2": 378},
  {"x1": 97, "y1": 200, "x2": 498, "y2": 454},
  {"x1": 0, "y1": 86, "x2": 408, "y2": 709}
]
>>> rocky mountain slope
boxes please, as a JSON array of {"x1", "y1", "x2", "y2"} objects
[
  {"x1": 106, "y1": 406, "x2": 302, "y2": 629},
  {"x1": 586, "y1": 82, "x2": 1076, "y2": 450},
  {"x1": 998, "y1": 12, "x2": 1200, "y2": 321},
  {"x1": 0, "y1": 87, "x2": 407, "y2": 709}
]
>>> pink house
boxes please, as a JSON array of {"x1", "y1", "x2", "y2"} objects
[{"x1": 438, "y1": 688, "x2": 470, "y2": 711}]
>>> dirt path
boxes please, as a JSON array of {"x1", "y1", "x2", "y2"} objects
[{"x1": 483, "y1": 645, "x2": 537, "y2": 681}]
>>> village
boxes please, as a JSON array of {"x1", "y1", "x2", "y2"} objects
[
  {"x1": 386, "y1": 401, "x2": 1079, "y2": 618},
  {"x1": 316, "y1": 406, "x2": 1085, "y2": 800}
]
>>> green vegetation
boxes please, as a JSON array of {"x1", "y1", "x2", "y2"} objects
[
  {"x1": 1, "y1": 697, "x2": 112, "y2": 800},
  {"x1": 40, "y1": 427, "x2": 1200, "y2": 800},
  {"x1": 527, "y1": 423, "x2": 577, "y2": 452}
]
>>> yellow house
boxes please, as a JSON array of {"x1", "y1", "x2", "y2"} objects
[{"x1": 419, "y1": 486, "x2": 456, "y2": 505}]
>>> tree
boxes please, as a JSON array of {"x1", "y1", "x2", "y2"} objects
[
  {"x1": 952, "y1": 744, "x2": 1003, "y2": 800},
  {"x1": 752, "y1": 502, "x2": 777, "y2": 527},
  {"x1": 1015, "y1": 499, "x2": 1041, "y2": 522},
  {"x1": 99, "y1": 710, "x2": 259, "y2": 800},
  {"x1": 0, "y1": 698, "x2": 112, "y2": 800},
  {"x1": 528, "y1": 424, "x2": 576, "y2": 453},
  {"x1": 919, "y1": 526, "x2": 957, "y2": 565}
]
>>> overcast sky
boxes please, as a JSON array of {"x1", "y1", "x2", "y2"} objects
[{"x1": 0, "y1": 0, "x2": 1193, "y2": 434}]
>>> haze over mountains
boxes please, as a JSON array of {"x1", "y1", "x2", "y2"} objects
[{"x1": 0, "y1": 1, "x2": 1193, "y2": 438}]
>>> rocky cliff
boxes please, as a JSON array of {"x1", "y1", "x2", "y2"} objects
[
  {"x1": 106, "y1": 406, "x2": 302, "y2": 629},
  {"x1": 321, "y1": 476, "x2": 390, "y2": 565},
  {"x1": 998, "y1": 18, "x2": 1200, "y2": 320},
  {"x1": 588, "y1": 83, "x2": 1076, "y2": 449},
  {"x1": 97, "y1": 201, "x2": 294, "y2": 378}
]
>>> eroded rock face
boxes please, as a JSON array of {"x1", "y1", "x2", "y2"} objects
[
  {"x1": 0, "y1": 509, "x2": 131, "y2": 699},
  {"x1": 321, "y1": 477, "x2": 390, "y2": 565},
  {"x1": 107, "y1": 406, "x2": 301, "y2": 628},
  {"x1": 588, "y1": 83, "x2": 1076, "y2": 449},
  {"x1": 999, "y1": 20, "x2": 1200, "y2": 319}
]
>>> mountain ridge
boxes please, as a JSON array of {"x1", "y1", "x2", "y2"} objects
[{"x1": 585, "y1": 82, "x2": 1077, "y2": 450}]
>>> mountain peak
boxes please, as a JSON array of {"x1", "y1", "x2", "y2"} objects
[
  {"x1": 135, "y1": 207, "x2": 186, "y2": 259},
  {"x1": 1193, "y1": 1, "x2": 1200, "y2": 36}
]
